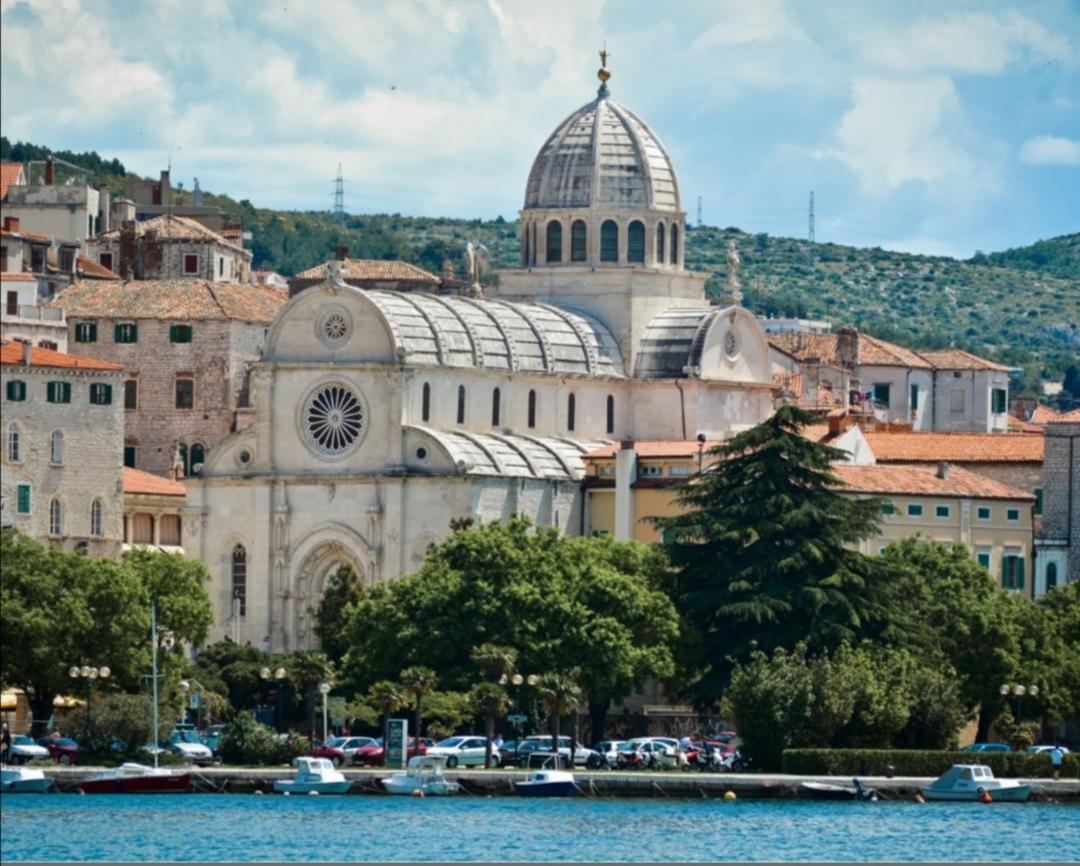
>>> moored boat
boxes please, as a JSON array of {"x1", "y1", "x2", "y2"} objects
[
  {"x1": 1, "y1": 764, "x2": 54, "y2": 793},
  {"x1": 514, "y1": 768, "x2": 578, "y2": 797},
  {"x1": 79, "y1": 762, "x2": 191, "y2": 794},
  {"x1": 921, "y1": 764, "x2": 1031, "y2": 802},
  {"x1": 273, "y1": 757, "x2": 352, "y2": 795},
  {"x1": 798, "y1": 779, "x2": 877, "y2": 801},
  {"x1": 381, "y1": 755, "x2": 460, "y2": 796}
]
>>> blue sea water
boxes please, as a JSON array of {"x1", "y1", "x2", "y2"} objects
[{"x1": 1, "y1": 793, "x2": 1077, "y2": 862}]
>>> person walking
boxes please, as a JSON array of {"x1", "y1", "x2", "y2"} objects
[
  {"x1": 1050, "y1": 745, "x2": 1064, "y2": 781},
  {"x1": 1, "y1": 722, "x2": 11, "y2": 764}
]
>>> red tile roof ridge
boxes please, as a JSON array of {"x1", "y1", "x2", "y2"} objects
[
  {"x1": 48, "y1": 279, "x2": 285, "y2": 323},
  {"x1": 0, "y1": 272, "x2": 37, "y2": 282},
  {"x1": 122, "y1": 466, "x2": 186, "y2": 496},
  {"x1": 0, "y1": 339, "x2": 123, "y2": 370},
  {"x1": 862, "y1": 430, "x2": 1044, "y2": 463},
  {"x1": 832, "y1": 462, "x2": 1035, "y2": 501}
]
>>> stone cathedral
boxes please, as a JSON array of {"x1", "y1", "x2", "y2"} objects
[{"x1": 186, "y1": 65, "x2": 776, "y2": 650}]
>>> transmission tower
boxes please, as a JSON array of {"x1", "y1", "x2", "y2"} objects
[
  {"x1": 808, "y1": 190, "x2": 815, "y2": 243},
  {"x1": 696, "y1": 196, "x2": 703, "y2": 227},
  {"x1": 332, "y1": 163, "x2": 345, "y2": 223}
]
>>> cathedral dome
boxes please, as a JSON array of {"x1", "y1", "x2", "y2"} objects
[{"x1": 524, "y1": 96, "x2": 681, "y2": 212}]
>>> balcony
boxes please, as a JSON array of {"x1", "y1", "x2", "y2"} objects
[{"x1": 1, "y1": 304, "x2": 65, "y2": 323}]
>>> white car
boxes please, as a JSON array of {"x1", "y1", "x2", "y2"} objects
[
  {"x1": 425, "y1": 736, "x2": 492, "y2": 768},
  {"x1": 520, "y1": 735, "x2": 599, "y2": 768},
  {"x1": 622, "y1": 737, "x2": 686, "y2": 769},
  {"x1": 588, "y1": 740, "x2": 626, "y2": 768},
  {"x1": 169, "y1": 730, "x2": 214, "y2": 766},
  {"x1": 1027, "y1": 745, "x2": 1070, "y2": 754},
  {"x1": 9, "y1": 735, "x2": 49, "y2": 764}
]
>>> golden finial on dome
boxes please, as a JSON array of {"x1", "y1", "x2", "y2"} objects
[{"x1": 597, "y1": 43, "x2": 611, "y2": 97}]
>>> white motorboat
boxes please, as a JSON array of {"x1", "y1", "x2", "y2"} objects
[
  {"x1": 921, "y1": 764, "x2": 1031, "y2": 802},
  {"x1": 1, "y1": 764, "x2": 54, "y2": 793},
  {"x1": 381, "y1": 755, "x2": 460, "y2": 796},
  {"x1": 273, "y1": 757, "x2": 352, "y2": 795},
  {"x1": 514, "y1": 768, "x2": 578, "y2": 797}
]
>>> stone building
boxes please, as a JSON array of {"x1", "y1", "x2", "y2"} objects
[
  {"x1": 184, "y1": 72, "x2": 778, "y2": 650},
  {"x1": 288, "y1": 251, "x2": 441, "y2": 297},
  {"x1": 1, "y1": 339, "x2": 125, "y2": 556},
  {"x1": 49, "y1": 279, "x2": 284, "y2": 477},
  {"x1": 86, "y1": 215, "x2": 252, "y2": 283},
  {"x1": 1035, "y1": 417, "x2": 1080, "y2": 591},
  {"x1": 2, "y1": 158, "x2": 111, "y2": 244}
]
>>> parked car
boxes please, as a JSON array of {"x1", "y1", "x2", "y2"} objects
[
  {"x1": 425, "y1": 735, "x2": 493, "y2": 768},
  {"x1": 1027, "y1": 745, "x2": 1070, "y2": 754},
  {"x1": 201, "y1": 724, "x2": 226, "y2": 757},
  {"x1": 519, "y1": 735, "x2": 598, "y2": 768},
  {"x1": 36, "y1": 737, "x2": 80, "y2": 764},
  {"x1": 962, "y1": 742, "x2": 1012, "y2": 752},
  {"x1": 352, "y1": 737, "x2": 433, "y2": 766},
  {"x1": 169, "y1": 729, "x2": 214, "y2": 765},
  {"x1": 586, "y1": 740, "x2": 626, "y2": 769},
  {"x1": 619, "y1": 737, "x2": 685, "y2": 770},
  {"x1": 314, "y1": 736, "x2": 377, "y2": 766},
  {"x1": 9, "y1": 735, "x2": 50, "y2": 764}
]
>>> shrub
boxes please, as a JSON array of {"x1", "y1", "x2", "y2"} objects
[
  {"x1": 80, "y1": 693, "x2": 173, "y2": 762},
  {"x1": 782, "y1": 749, "x2": 1078, "y2": 778},
  {"x1": 217, "y1": 712, "x2": 304, "y2": 766}
]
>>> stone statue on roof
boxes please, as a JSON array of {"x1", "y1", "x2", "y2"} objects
[
  {"x1": 326, "y1": 260, "x2": 347, "y2": 292},
  {"x1": 726, "y1": 239, "x2": 742, "y2": 305},
  {"x1": 465, "y1": 242, "x2": 488, "y2": 299}
]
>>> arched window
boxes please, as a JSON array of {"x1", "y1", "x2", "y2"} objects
[
  {"x1": 457, "y1": 385, "x2": 466, "y2": 425},
  {"x1": 179, "y1": 443, "x2": 189, "y2": 476},
  {"x1": 571, "y1": 220, "x2": 587, "y2": 262},
  {"x1": 422, "y1": 382, "x2": 431, "y2": 422},
  {"x1": 49, "y1": 498, "x2": 62, "y2": 536},
  {"x1": 190, "y1": 443, "x2": 206, "y2": 476},
  {"x1": 50, "y1": 431, "x2": 64, "y2": 465},
  {"x1": 531, "y1": 223, "x2": 538, "y2": 266},
  {"x1": 670, "y1": 224, "x2": 679, "y2": 264},
  {"x1": 628, "y1": 220, "x2": 645, "y2": 263},
  {"x1": 527, "y1": 390, "x2": 537, "y2": 429},
  {"x1": 600, "y1": 220, "x2": 619, "y2": 262},
  {"x1": 656, "y1": 222, "x2": 665, "y2": 263},
  {"x1": 567, "y1": 393, "x2": 576, "y2": 432},
  {"x1": 1047, "y1": 562, "x2": 1058, "y2": 590},
  {"x1": 522, "y1": 224, "x2": 530, "y2": 266},
  {"x1": 90, "y1": 499, "x2": 103, "y2": 537},
  {"x1": 6, "y1": 423, "x2": 19, "y2": 462},
  {"x1": 546, "y1": 220, "x2": 562, "y2": 263},
  {"x1": 606, "y1": 395, "x2": 615, "y2": 435},
  {"x1": 231, "y1": 544, "x2": 247, "y2": 617},
  {"x1": 491, "y1": 387, "x2": 501, "y2": 427}
]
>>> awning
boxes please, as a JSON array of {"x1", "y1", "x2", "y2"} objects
[{"x1": 0, "y1": 691, "x2": 18, "y2": 710}]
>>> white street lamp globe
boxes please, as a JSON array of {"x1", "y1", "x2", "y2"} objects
[
  {"x1": 526, "y1": 675, "x2": 538, "y2": 686},
  {"x1": 511, "y1": 674, "x2": 523, "y2": 686},
  {"x1": 498, "y1": 674, "x2": 508, "y2": 685},
  {"x1": 80, "y1": 665, "x2": 92, "y2": 678},
  {"x1": 69, "y1": 666, "x2": 80, "y2": 678},
  {"x1": 99, "y1": 667, "x2": 110, "y2": 679},
  {"x1": 319, "y1": 682, "x2": 331, "y2": 695},
  {"x1": 1014, "y1": 685, "x2": 1026, "y2": 697},
  {"x1": 274, "y1": 667, "x2": 287, "y2": 680},
  {"x1": 1029, "y1": 685, "x2": 1039, "y2": 697},
  {"x1": 999, "y1": 684, "x2": 1010, "y2": 696},
  {"x1": 88, "y1": 668, "x2": 98, "y2": 680},
  {"x1": 179, "y1": 680, "x2": 190, "y2": 692},
  {"x1": 260, "y1": 667, "x2": 271, "y2": 680}
]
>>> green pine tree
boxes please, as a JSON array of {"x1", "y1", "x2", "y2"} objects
[{"x1": 655, "y1": 405, "x2": 886, "y2": 704}]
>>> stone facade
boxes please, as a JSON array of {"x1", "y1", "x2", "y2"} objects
[
  {"x1": 1035, "y1": 421, "x2": 1080, "y2": 591},
  {"x1": 1, "y1": 341, "x2": 125, "y2": 556}
]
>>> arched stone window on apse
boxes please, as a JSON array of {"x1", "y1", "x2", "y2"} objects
[
  {"x1": 571, "y1": 220, "x2": 587, "y2": 262},
  {"x1": 567, "y1": 393, "x2": 576, "y2": 432},
  {"x1": 457, "y1": 385, "x2": 466, "y2": 424},
  {"x1": 601, "y1": 220, "x2": 619, "y2": 262},
  {"x1": 231, "y1": 544, "x2": 247, "y2": 617},
  {"x1": 671, "y1": 224, "x2": 679, "y2": 265},
  {"x1": 656, "y1": 222, "x2": 665, "y2": 263},
  {"x1": 422, "y1": 382, "x2": 431, "y2": 422},
  {"x1": 49, "y1": 498, "x2": 62, "y2": 536},
  {"x1": 628, "y1": 221, "x2": 645, "y2": 264},
  {"x1": 527, "y1": 389, "x2": 537, "y2": 428},
  {"x1": 606, "y1": 395, "x2": 615, "y2": 435},
  {"x1": 546, "y1": 220, "x2": 562, "y2": 263},
  {"x1": 90, "y1": 499, "x2": 103, "y2": 537},
  {"x1": 491, "y1": 387, "x2": 501, "y2": 427}
]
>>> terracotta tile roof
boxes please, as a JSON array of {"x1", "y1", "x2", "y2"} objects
[
  {"x1": 584, "y1": 440, "x2": 724, "y2": 460},
  {"x1": 0, "y1": 339, "x2": 123, "y2": 371},
  {"x1": 0, "y1": 272, "x2": 37, "y2": 283},
  {"x1": 49, "y1": 279, "x2": 285, "y2": 323},
  {"x1": 863, "y1": 431, "x2": 1044, "y2": 463},
  {"x1": 1030, "y1": 405, "x2": 1063, "y2": 424},
  {"x1": 1007, "y1": 415, "x2": 1044, "y2": 434},
  {"x1": 1, "y1": 162, "x2": 25, "y2": 199},
  {"x1": 122, "y1": 467, "x2": 186, "y2": 497},
  {"x1": 832, "y1": 463, "x2": 1034, "y2": 501},
  {"x1": 20, "y1": 230, "x2": 51, "y2": 243},
  {"x1": 917, "y1": 349, "x2": 1012, "y2": 372},
  {"x1": 95, "y1": 214, "x2": 248, "y2": 255},
  {"x1": 294, "y1": 258, "x2": 440, "y2": 283},
  {"x1": 1051, "y1": 408, "x2": 1080, "y2": 423},
  {"x1": 75, "y1": 255, "x2": 122, "y2": 280}
]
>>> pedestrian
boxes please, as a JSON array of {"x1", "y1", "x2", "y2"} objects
[
  {"x1": 1, "y1": 722, "x2": 10, "y2": 764},
  {"x1": 1050, "y1": 745, "x2": 1064, "y2": 781},
  {"x1": 493, "y1": 733, "x2": 504, "y2": 749}
]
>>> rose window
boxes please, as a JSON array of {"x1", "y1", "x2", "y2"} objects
[
  {"x1": 303, "y1": 383, "x2": 364, "y2": 456},
  {"x1": 323, "y1": 313, "x2": 348, "y2": 342},
  {"x1": 723, "y1": 330, "x2": 739, "y2": 359}
]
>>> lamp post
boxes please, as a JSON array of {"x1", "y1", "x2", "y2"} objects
[
  {"x1": 999, "y1": 682, "x2": 1039, "y2": 723},
  {"x1": 260, "y1": 667, "x2": 288, "y2": 731},
  {"x1": 68, "y1": 664, "x2": 110, "y2": 740},
  {"x1": 319, "y1": 682, "x2": 331, "y2": 743},
  {"x1": 696, "y1": 433, "x2": 706, "y2": 475},
  {"x1": 178, "y1": 680, "x2": 202, "y2": 729},
  {"x1": 504, "y1": 672, "x2": 537, "y2": 768}
]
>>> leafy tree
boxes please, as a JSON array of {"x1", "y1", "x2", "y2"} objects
[
  {"x1": 289, "y1": 650, "x2": 335, "y2": 740},
  {"x1": 218, "y1": 712, "x2": 303, "y2": 766},
  {"x1": 468, "y1": 682, "x2": 511, "y2": 767},
  {"x1": 364, "y1": 680, "x2": 407, "y2": 757},
  {"x1": 191, "y1": 641, "x2": 274, "y2": 714},
  {"x1": 80, "y1": 692, "x2": 173, "y2": 761},
  {"x1": 122, "y1": 549, "x2": 213, "y2": 650},
  {"x1": 399, "y1": 666, "x2": 438, "y2": 739},
  {"x1": 535, "y1": 673, "x2": 583, "y2": 764},
  {"x1": 655, "y1": 406, "x2": 886, "y2": 703},
  {"x1": 314, "y1": 566, "x2": 363, "y2": 664},
  {"x1": 471, "y1": 643, "x2": 518, "y2": 682},
  {"x1": 422, "y1": 690, "x2": 471, "y2": 741},
  {"x1": 1064, "y1": 364, "x2": 1080, "y2": 400}
]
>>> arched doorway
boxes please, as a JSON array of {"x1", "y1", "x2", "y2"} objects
[{"x1": 292, "y1": 540, "x2": 365, "y2": 650}]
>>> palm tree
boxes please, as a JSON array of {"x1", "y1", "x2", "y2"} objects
[
  {"x1": 367, "y1": 680, "x2": 407, "y2": 765},
  {"x1": 399, "y1": 666, "x2": 438, "y2": 740},
  {"x1": 468, "y1": 682, "x2": 511, "y2": 769},
  {"x1": 289, "y1": 650, "x2": 334, "y2": 741},
  {"x1": 535, "y1": 673, "x2": 583, "y2": 767},
  {"x1": 470, "y1": 643, "x2": 518, "y2": 765}
]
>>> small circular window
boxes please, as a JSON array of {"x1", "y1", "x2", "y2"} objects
[
  {"x1": 301, "y1": 382, "x2": 365, "y2": 458},
  {"x1": 316, "y1": 306, "x2": 352, "y2": 349},
  {"x1": 416, "y1": 447, "x2": 427, "y2": 460},
  {"x1": 237, "y1": 449, "x2": 252, "y2": 467},
  {"x1": 723, "y1": 329, "x2": 740, "y2": 360}
]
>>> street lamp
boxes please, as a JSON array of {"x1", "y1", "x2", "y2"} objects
[
  {"x1": 1000, "y1": 682, "x2": 1039, "y2": 723},
  {"x1": 178, "y1": 680, "x2": 203, "y2": 729},
  {"x1": 260, "y1": 667, "x2": 288, "y2": 731},
  {"x1": 69, "y1": 664, "x2": 110, "y2": 739},
  {"x1": 505, "y1": 673, "x2": 537, "y2": 768},
  {"x1": 319, "y1": 682, "x2": 331, "y2": 743}
]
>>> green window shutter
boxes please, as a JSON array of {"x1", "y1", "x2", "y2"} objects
[
  {"x1": 874, "y1": 384, "x2": 891, "y2": 408},
  {"x1": 123, "y1": 445, "x2": 136, "y2": 468},
  {"x1": 1016, "y1": 558, "x2": 1025, "y2": 589},
  {"x1": 882, "y1": 502, "x2": 896, "y2": 515},
  {"x1": 17, "y1": 484, "x2": 31, "y2": 514},
  {"x1": 114, "y1": 323, "x2": 123, "y2": 342},
  {"x1": 1034, "y1": 489, "x2": 1043, "y2": 515},
  {"x1": 910, "y1": 384, "x2": 918, "y2": 411},
  {"x1": 61, "y1": 382, "x2": 71, "y2": 403},
  {"x1": 90, "y1": 322, "x2": 98, "y2": 342},
  {"x1": 169, "y1": 324, "x2": 178, "y2": 342},
  {"x1": 90, "y1": 383, "x2": 113, "y2": 405},
  {"x1": 1002, "y1": 557, "x2": 1012, "y2": 589},
  {"x1": 47, "y1": 382, "x2": 57, "y2": 402},
  {"x1": 992, "y1": 389, "x2": 1007, "y2": 414},
  {"x1": 6, "y1": 380, "x2": 26, "y2": 401},
  {"x1": 977, "y1": 552, "x2": 990, "y2": 570}
]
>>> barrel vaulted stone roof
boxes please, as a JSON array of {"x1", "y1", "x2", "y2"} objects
[{"x1": 50, "y1": 279, "x2": 285, "y2": 323}]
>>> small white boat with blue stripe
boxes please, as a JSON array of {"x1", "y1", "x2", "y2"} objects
[{"x1": 514, "y1": 767, "x2": 578, "y2": 797}]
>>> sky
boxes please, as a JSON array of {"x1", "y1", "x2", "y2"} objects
[{"x1": 1, "y1": 0, "x2": 1077, "y2": 258}]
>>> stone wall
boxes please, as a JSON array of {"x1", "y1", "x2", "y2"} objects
[{"x1": 1041, "y1": 423, "x2": 1079, "y2": 579}]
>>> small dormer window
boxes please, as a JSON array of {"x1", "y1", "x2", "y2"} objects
[{"x1": 183, "y1": 254, "x2": 199, "y2": 275}]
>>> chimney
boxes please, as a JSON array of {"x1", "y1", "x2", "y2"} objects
[
  {"x1": 45, "y1": 157, "x2": 55, "y2": 185},
  {"x1": 828, "y1": 411, "x2": 853, "y2": 436},
  {"x1": 22, "y1": 339, "x2": 33, "y2": 365},
  {"x1": 837, "y1": 326, "x2": 858, "y2": 370},
  {"x1": 159, "y1": 169, "x2": 171, "y2": 207},
  {"x1": 936, "y1": 461, "x2": 950, "y2": 480},
  {"x1": 119, "y1": 220, "x2": 137, "y2": 280},
  {"x1": 335, "y1": 245, "x2": 348, "y2": 261},
  {"x1": 3, "y1": 216, "x2": 19, "y2": 233},
  {"x1": 192, "y1": 177, "x2": 203, "y2": 207}
]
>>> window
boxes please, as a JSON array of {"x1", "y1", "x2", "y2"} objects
[
  {"x1": 17, "y1": 484, "x2": 31, "y2": 514},
  {"x1": 456, "y1": 385, "x2": 466, "y2": 425},
  {"x1": 950, "y1": 389, "x2": 965, "y2": 414},
  {"x1": 75, "y1": 321, "x2": 97, "y2": 342},
  {"x1": 907, "y1": 503, "x2": 923, "y2": 517},
  {"x1": 491, "y1": 387, "x2": 501, "y2": 426},
  {"x1": 184, "y1": 254, "x2": 199, "y2": 275},
  {"x1": 49, "y1": 498, "x2": 62, "y2": 536},
  {"x1": 606, "y1": 395, "x2": 615, "y2": 435},
  {"x1": 38, "y1": 340, "x2": 57, "y2": 351},
  {"x1": 527, "y1": 390, "x2": 536, "y2": 429},
  {"x1": 231, "y1": 545, "x2": 247, "y2": 616},
  {"x1": 114, "y1": 322, "x2": 138, "y2": 343},
  {"x1": 567, "y1": 393, "x2": 576, "y2": 432},
  {"x1": 46, "y1": 381, "x2": 72, "y2": 403},
  {"x1": 6, "y1": 380, "x2": 26, "y2": 401},
  {"x1": 1034, "y1": 489, "x2": 1043, "y2": 515},
  {"x1": 669, "y1": 465, "x2": 691, "y2": 476},
  {"x1": 627, "y1": 220, "x2": 645, "y2": 263},
  {"x1": 131, "y1": 513, "x2": 153, "y2": 544},
  {"x1": 50, "y1": 430, "x2": 63, "y2": 464},
  {"x1": 7, "y1": 423, "x2": 20, "y2": 462},
  {"x1": 546, "y1": 220, "x2": 562, "y2": 264},
  {"x1": 169, "y1": 324, "x2": 193, "y2": 343},
  {"x1": 59, "y1": 248, "x2": 74, "y2": 272},
  {"x1": 640, "y1": 465, "x2": 662, "y2": 476},
  {"x1": 125, "y1": 379, "x2": 138, "y2": 410},
  {"x1": 600, "y1": 220, "x2": 618, "y2": 262},
  {"x1": 124, "y1": 443, "x2": 137, "y2": 468},
  {"x1": 571, "y1": 220, "x2": 587, "y2": 262},
  {"x1": 218, "y1": 257, "x2": 224, "y2": 277},
  {"x1": 882, "y1": 502, "x2": 896, "y2": 515},
  {"x1": 175, "y1": 377, "x2": 194, "y2": 409},
  {"x1": 656, "y1": 222, "x2": 665, "y2": 263},
  {"x1": 89, "y1": 383, "x2": 112, "y2": 405},
  {"x1": 598, "y1": 464, "x2": 615, "y2": 477},
  {"x1": 992, "y1": 388, "x2": 1007, "y2": 414},
  {"x1": 99, "y1": 252, "x2": 113, "y2": 271},
  {"x1": 670, "y1": 224, "x2": 679, "y2": 264},
  {"x1": 976, "y1": 550, "x2": 991, "y2": 571},
  {"x1": 1002, "y1": 553, "x2": 1025, "y2": 590},
  {"x1": 190, "y1": 443, "x2": 206, "y2": 476},
  {"x1": 1006, "y1": 508, "x2": 1020, "y2": 522},
  {"x1": 90, "y1": 500, "x2": 103, "y2": 537},
  {"x1": 873, "y1": 384, "x2": 891, "y2": 409},
  {"x1": 159, "y1": 514, "x2": 181, "y2": 546},
  {"x1": 522, "y1": 223, "x2": 530, "y2": 265},
  {"x1": 1046, "y1": 562, "x2": 1058, "y2": 590},
  {"x1": 977, "y1": 506, "x2": 991, "y2": 520},
  {"x1": 935, "y1": 505, "x2": 951, "y2": 519},
  {"x1": 910, "y1": 384, "x2": 919, "y2": 415},
  {"x1": 421, "y1": 383, "x2": 431, "y2": 422}
]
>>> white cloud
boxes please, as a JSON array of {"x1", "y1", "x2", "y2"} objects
[
  {"x1": 691, "y1": 0, "x2": 806, "y2": 49},
  {"x1": 1019, "y1": 135, "x2": 1080, "y2": 166}
]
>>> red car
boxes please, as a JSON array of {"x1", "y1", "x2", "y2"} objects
[
  {"x1": 352, "y1": 737, "x2": 433, "y2": 766},
  {"x1": 313, "y1": 736, "x2": 376, "y2": 766},
  {"x1": 36, "y1": 736, "x2": 80, "y2": 764}
]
